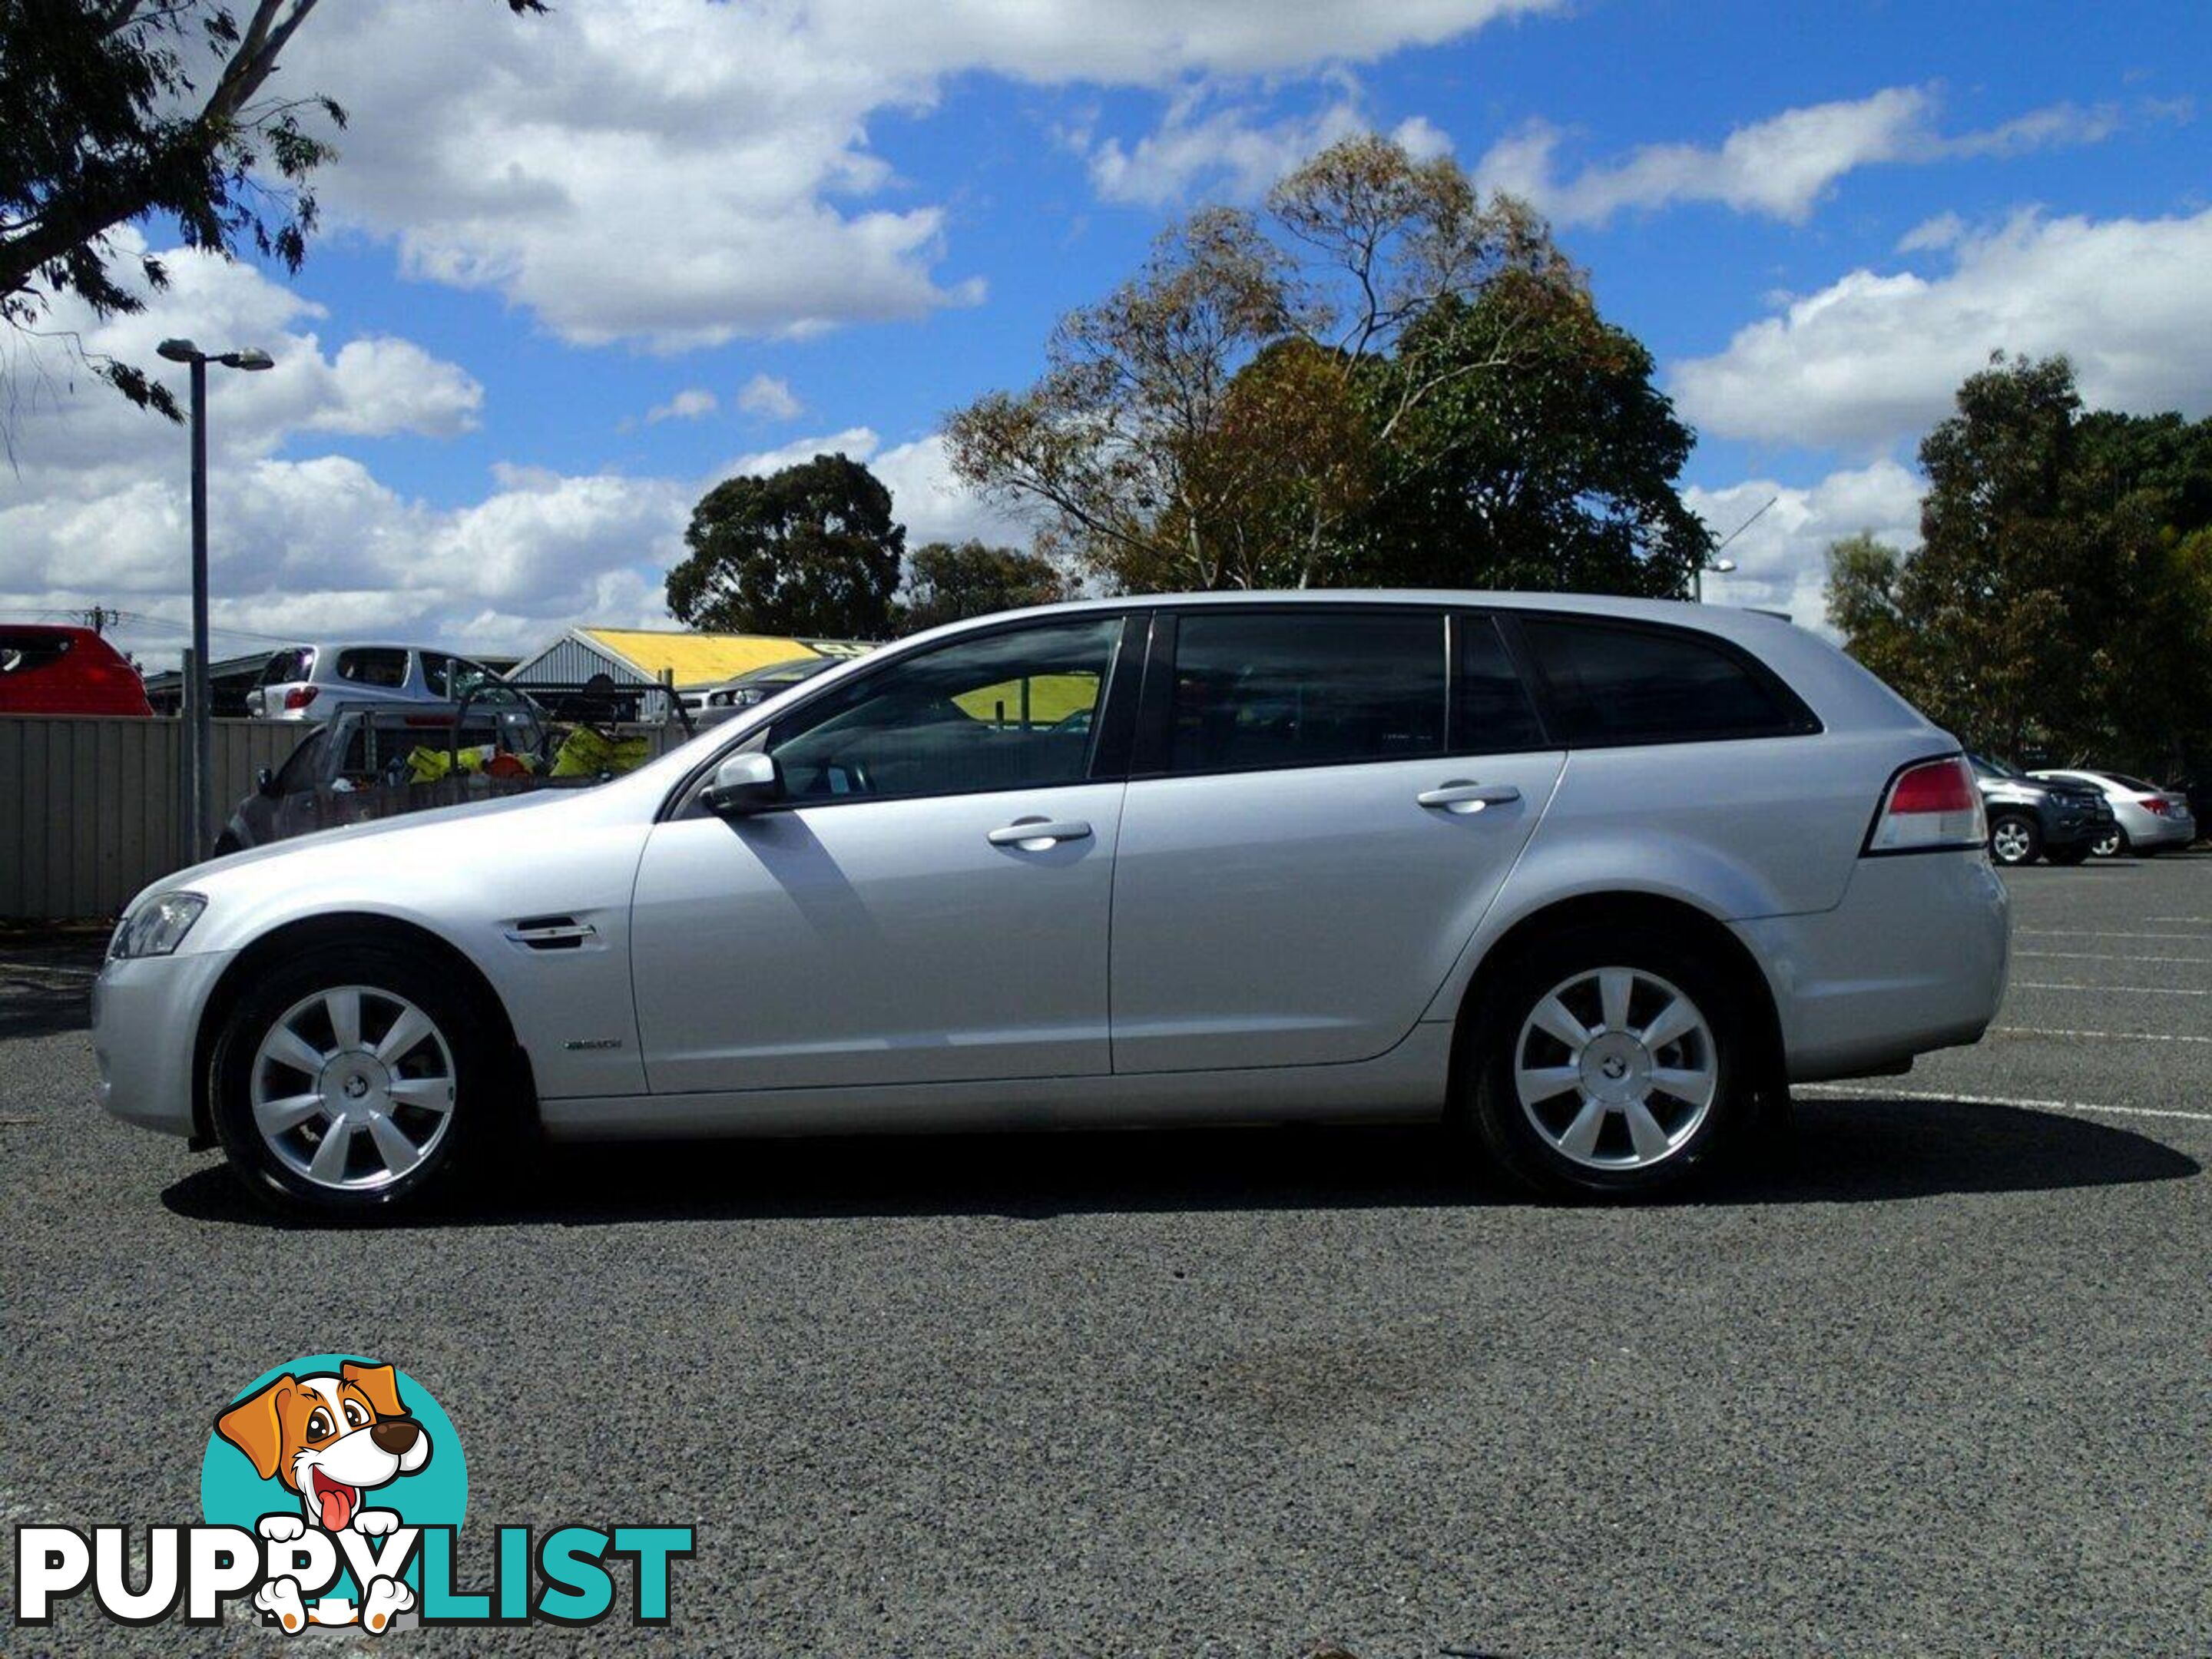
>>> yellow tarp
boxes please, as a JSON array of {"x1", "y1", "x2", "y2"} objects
[
  {"x1": 580, "y1": 628, "x2": 826, "y2": 688},
  {"x1": 952, "y1": 674, "x2": 1099, "y2": 725}
]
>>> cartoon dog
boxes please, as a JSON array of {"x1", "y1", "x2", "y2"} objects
[{"x1": 214, "y1": 1359, "x2": 431, "y2": 1634}]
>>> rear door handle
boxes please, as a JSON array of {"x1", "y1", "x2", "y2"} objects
[
  {"x1": 1417, "y1": 780, "x2": 1522, "y2": 813},
  {"x1": 988, "y1": 817, "x2": 1094, "y2": 849}
]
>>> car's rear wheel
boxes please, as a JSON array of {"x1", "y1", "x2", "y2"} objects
[
  {"x1": 2091, "y1": 826, "x2": 2127, "y2": 859},
  {"x1": 1465, "y1": 926, "x2": 1751, "y2": 1198},
  {"x1": 1988, "y1": 813, "x2": 2041, "y2": 866},
  {"x1": 210, "y1": 942, "x2": 501, "y2": 1217}
]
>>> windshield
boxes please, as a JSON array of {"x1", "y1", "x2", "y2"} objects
[{"x1": 1969, "y1": 753, "x2": 2022, "y2": 780}]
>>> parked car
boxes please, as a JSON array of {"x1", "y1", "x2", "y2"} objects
[
  {"x1": 215, "y1": 699, "x2": 558, "y2": 853},
  {"x1": 1968, "y1": 754, "x2": 2111, "y2": 866},
  {"x1": 2028, "y1": 769, "x2": 2198, "y2": 856},
  {"x1": 690, "y1": 654, "x2": 840, "y2": 729},
  {"x1": 243, "y1": 643, "x2": 505, "y2": 719},
  {"x1": 94, "y1": 592, "x2": 2009, "y2": 1217},
  {"x1": 0, "y1": 624, "x2": 153, "y2": 717}
]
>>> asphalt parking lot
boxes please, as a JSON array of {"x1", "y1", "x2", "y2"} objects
[{"x1": 2, "y1": 860, "x2": 2207, "y2": 1658}]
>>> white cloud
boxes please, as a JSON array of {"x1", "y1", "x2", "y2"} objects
[
  {"x1": 1684, "y1": 460, "x2": 1924, "y2": 631},
  {"x1": 736, "y1": 374, "x2": 803, "y2": 421},
  {"x1": 276, "y1": 0, "x2": 1548, "y2": 347},
  {"x1": 1672, "y1": 207, "x2": 2212, "y2": 452},
  {"x1": 1475, "y1": 88, "x2": 2121, "y2": 227},
  {"x1": 712, "y1": 426, "x2": 1028, "y2": 546},
  {"x1": 644, "y1": 388, "x2": 719, "y2": 425},
  {"x1": 1088, "y1": 91, "x2": 1451, "y2": 207},
  {"x1": 0, "y1": 238, "x2": 676, "y2": 669}
]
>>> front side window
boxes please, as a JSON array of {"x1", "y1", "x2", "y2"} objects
[
  {"x1": 1167, "y1": 611, "x2": 1446, "y2": 775},
  {"x1": 1521, "y1": 618, "x2": 1814, "y2": 747},
  {"x1": 419, "y1": 652, "x2": 454, "y2": 696},
  {"x1": 336, "y1": 647, "x2": 409, "y2": 688},
  {"x1": 768, "y1": 618, "x2": 1121, "y2": 803}
]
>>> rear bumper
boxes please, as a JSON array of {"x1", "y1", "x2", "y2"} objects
[
  {"x1": 2118, "y1": 806, "x2": 2194, "y2": 850},
  {"x1": 91, "y1": 949, "x2": 235, "y2": 1137},
  {"x1": 1734, "y1": 852, "x2": 2009, "y2": 1084}
]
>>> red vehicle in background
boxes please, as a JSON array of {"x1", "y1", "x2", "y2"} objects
[{"x1": 0, "y1": 625, "x2": 154, "y2": 717}]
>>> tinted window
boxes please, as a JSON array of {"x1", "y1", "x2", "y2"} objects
[
  {"x1": 1167, "y1": 611, "x2": 1445, "y2": 774},
  {"x1": 1456, "y1": 615, "x2": 1546, "y2": 750},
  {"x1": 770, "y1": 618, "x2": 1119, "y2": 802},
  {"x1": 420, "y1": 652, "x2": 455, "y2": 696},
  {"x1": 336, "y1": 648, "x2": 409, "y2": 688},
  {"x1": 1522, "y1": 619, "x2": 1813, "y2": 746}
]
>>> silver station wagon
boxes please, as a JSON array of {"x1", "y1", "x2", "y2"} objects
[{"x1": 94, "y1": 592, "x2": 2009, "y2": 1216}]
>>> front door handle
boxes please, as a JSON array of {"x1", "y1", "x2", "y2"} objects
[
  {"x1": 988, "y1": 817, "x2": 1094, "y2": 850},
  {"x1": 1417, "y1": 780, "x2": 1522, "y2": 814}
]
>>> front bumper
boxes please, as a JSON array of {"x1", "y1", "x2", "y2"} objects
[
  {"x1": 1734, "y1": 851, "x2": 2009, "y2": 1084},
  {"x1": 91, "y1": 948, "x2": 236, "y2": 1137}
]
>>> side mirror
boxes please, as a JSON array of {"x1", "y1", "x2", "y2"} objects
[
  {"x1": 255, "y1": 766, "x2": 279, "y2": 797},
  {"x1": 702, "y1": 750, "x2": 782, "y2": 817}
]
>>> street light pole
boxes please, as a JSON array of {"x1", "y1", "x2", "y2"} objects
[
  {"x1": 157, "y1": 338, "x2": 275, "y2": 863},
  {"x1": 187, "y1": 352, "x2": 210, "y2": 860}
]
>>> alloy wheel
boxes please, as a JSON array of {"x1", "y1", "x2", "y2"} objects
[
  {"x1": 249, "y1": 985, "x2": 458, "y2": 1190},
  {"x1": 2091, "y1": 828, "x2": 2123, "y2": 858},
  {"x1": 1991, "y1": 820, "x2": 2035, "y2": 864},
  {"x1": 1513, "y1": 966, "x2": 1719, "y2": 1171}
]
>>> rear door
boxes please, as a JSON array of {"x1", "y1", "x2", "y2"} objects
[{"x1": 1109, "y1": 606, "x2": 1565, "y2": 1074}]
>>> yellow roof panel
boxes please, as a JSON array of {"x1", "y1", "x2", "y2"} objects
[{"x1": 578, "y1": 628, "x2": 825, "y2": 687}]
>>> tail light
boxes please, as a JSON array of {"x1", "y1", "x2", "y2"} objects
[
  {"x1": 1866, "y1": 754, "x2": 1985, "y2": 854},
  {"x1": 2139, "y1": 796, "x2": 2169, "y2": 816},
  {"x1": 283, "y1": 685, "x2": 319, "y2": 711}
]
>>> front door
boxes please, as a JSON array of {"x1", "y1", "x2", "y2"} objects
[
  {"x1": 1110, "y1": 608, "x2": 1564, "y2": 1074},
  {"x1": 631, "y1": 614, "x2": 1131, "y2": 1093}
]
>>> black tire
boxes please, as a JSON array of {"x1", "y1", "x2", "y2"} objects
[
  {"x1": 210, "y1": 941, "x2": 508, "y2": 1218},
  {"x1": 1988, "y1": 812, "x2": 2041, "y2": 866},
  {"x1": 2047, "y1": 842, "x2": 2094, "y2": 866},
  {"x1": 2091, "y1": 826, "x2": 2128, "y2": 859},
  {"x1": 1462, "y1": 923, "x2": 1754, "y2": 1199}
]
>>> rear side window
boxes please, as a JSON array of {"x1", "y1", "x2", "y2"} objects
[
  {"x1": 1456, "y1": 616, "x2": 1547, "y2": 751},
  {"x1": 337, "y1": 648, "x2": 409, "y2": 688},
  {"x1": 0, "y1": 631, "x2": 71, "y2": 675},
  {"x1": 1167, "y1": 611, "x2": 1445, "y2": 774},
  {"x1": 1521, "y1": 618, "x2": 1816, "y2": 747},
  {"x1": 260, "y1": 647, "x2": 313, "y2": 684}
]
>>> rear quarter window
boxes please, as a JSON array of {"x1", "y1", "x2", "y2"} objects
[{"x1": 1521, "y1": 618, "x2": 1817, "y2": 747}]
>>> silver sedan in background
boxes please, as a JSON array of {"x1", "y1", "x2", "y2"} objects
[{"x1": 2030, "y1": 769, "x2": 2199, "y2": 856}]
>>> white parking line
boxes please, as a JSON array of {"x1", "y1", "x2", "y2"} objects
[
  {"x1": 1796, "y1": 1083, "x2": 2212, "y2": 1124},
  {"x1": 2017, "y1": 929, "x2": 2212, "y2": 941},
  {"x1": 1992, "y1": 1025, "x2": 2212, "y2": 1045},
  {"x1": 2012, "y1": 980, "x2": 2212, "y2": 996},
  {"x1": 2016, "y1": 950, "x2": 2212, "y2": 964}
]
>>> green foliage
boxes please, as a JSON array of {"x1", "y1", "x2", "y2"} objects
[
  {"x1": 667, "y1": 454, "x2": 906, "y2": 641},
  {"x1": 897, "y1": 541, "x2": 1071, "y2": 634},
  {"x1": 0, "y1": 0, "x2": 539, "y2": 421},
  {"x1": 945, "y1": 132, "x2": 1700, "y2": 599},
  {"x1": 1825, "y1": 353, "x2": 2212, "y2": 777},
  {"x1": 1343, "y1": 280, "x2": 1707, "y2": 595}
]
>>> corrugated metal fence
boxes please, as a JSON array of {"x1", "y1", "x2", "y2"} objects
[{"x1": 0, "y1": 716, "x2": 300, "y2": 920}]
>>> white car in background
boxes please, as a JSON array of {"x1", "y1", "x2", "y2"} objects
[
  {"x1": 2029, "y1": 769, "x2": 2199, "y2": 856},
  {"x1": 245, "y1": 643, "x2": 504, "y2": 719}
]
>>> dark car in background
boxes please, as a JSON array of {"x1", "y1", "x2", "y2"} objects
[{"x1": 1969, "y1": 753, "x2": 2113, "y2": 866}]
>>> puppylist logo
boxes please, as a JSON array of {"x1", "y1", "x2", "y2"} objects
[{"x1": 14, "y1": 1354, "x2": 693, "y2": 1632}]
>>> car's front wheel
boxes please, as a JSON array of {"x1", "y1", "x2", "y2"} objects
[
  {"x1": 1988, "y1": 813, "x2": 2041, "y2": 866},
  {"x1": 210, "y1": 942, "x2": 501, "y2": 1217},
  {"x1": 1465, "y1": 926, "x2": 1751, "y2": 1198}
]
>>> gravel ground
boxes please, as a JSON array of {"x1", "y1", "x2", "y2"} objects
[{"x1": 1, "y1": 856, "x2": 2206, "y2": 1657}]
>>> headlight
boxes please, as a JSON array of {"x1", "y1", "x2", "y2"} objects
[{"x1": 110, "y1": 892, "x2": 207, "y2": 959}]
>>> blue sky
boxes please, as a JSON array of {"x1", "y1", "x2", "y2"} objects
[{"x1": 5, "y1": 0, "x2": 2209, "y2": 665}]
